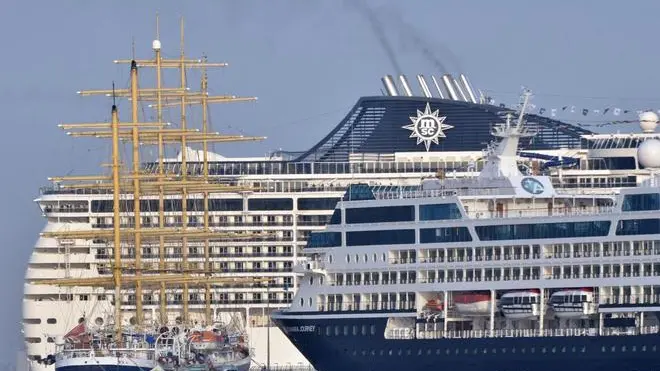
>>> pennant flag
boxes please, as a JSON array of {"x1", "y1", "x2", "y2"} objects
[
  {"x1": 603, "y1": 108, "x2": 610, "y2": 115},
  {"x1": 539, "y1": 108, "x2": 546, "y2": 115},
  {"x1": 562, "y1": 106, "x2": 568, "y2": 111},
  {"x1": 570, "y1": 106, "x2": 576, "y2": 113},
  {"x1": 551, "y1": 108, "x2": 557, "y2": 117},
  {"x1": 582, "y1": 108, "x2": 589, "y2": 116},
  {"x1": 614, "y1": 108, "x2": 621, "y2": 116}
]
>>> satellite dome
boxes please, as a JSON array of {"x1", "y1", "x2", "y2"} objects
[
  {"x1": 637, "y1": 138, "x2": 660, "y2": 168},
  {"x1": 639, "y1": 111, "x2": 658, "y2": 133}
]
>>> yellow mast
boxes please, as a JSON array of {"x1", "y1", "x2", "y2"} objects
[
  {"x1": 178, "y1": 17, "x2": 191, "y2": 325},
  {"x1": 201, "y1": 55, "x2": 212, "y2": 324},
  {"x1": 130, "y1": 60, "x2": 143, "y2": 326},
  {"x1": 110, "y1": 100, "x2": 123, "y2": 341}
]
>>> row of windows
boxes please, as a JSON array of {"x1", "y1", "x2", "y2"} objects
[
  {"x1": 89, "y1": 197, "x2": 339, "y2": 213},
  {"x1": 339, "y1": 344, "x2": 657, "y2": 358},
  {"x1": 475, "y1": 221, "x2": 611, "y2": 241},
  {"x1": 346, "y1": 229, "x2": 415, "y2": 246},
  {"x1": 616, "y1": 219, "x2": 660, "y2": 236},
  {"x1": 307, "y1": 232, "x2": 342, "y2": 248},
  {"x1": 622, "y1": 193, "x2": 660, "y2": 212},
  {"x1": 338, "y1": 203, "x2": 463, "y2": 225},
  {"x1": 420, "y1": 227, "x2": 472, "y2": 243}
]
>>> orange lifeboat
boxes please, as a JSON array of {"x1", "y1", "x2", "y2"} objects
[{"x1": 190, "y1": 331, "x2": 219, "y2": 350}]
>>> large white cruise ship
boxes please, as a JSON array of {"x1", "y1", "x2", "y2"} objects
[
  {"x1": 272, "y1": 92, "x2": 660, "y2": 371},
  {"x1": 21, "y1": 23, "x2": 660, "y2": 371}
]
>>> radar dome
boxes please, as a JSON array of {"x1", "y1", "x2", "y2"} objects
[
  {"x1": 637, "y1": 138, "x2": 660, "y2": 168},
  {"x1": 639, "y1": 111, "x2": 658, "y2": 133}
]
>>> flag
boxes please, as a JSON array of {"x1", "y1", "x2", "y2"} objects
[
  {"x1": 539, "y1": 108, "x2": 546, "y2": 115},
  {"x1": 603, "y1": 108, "x2": 610, "y2": 115},
  {"x1": 562, "y1": 106, "x2": 568, "y2": 111},
  {"x1": 582, "y1": 109, "x2": 589, "y2": 116},
  {"x1": 551, "y1": 108, "x2": 557, "y2": 117},
  {"x1": 570, "y1": 106, "x2": 576, "y2": 113},
  {"x1": 613, "y1": 108, "x2": 621, "y2": 116}
]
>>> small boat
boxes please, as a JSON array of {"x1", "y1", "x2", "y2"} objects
[
  {"x1": 453, "y1": 292, "x2": 493, "y2": 316},
  {"x1": 550, "y1": 288, "x2": 597, "y2": 319},
  {"x1": 500, "y1": 289, "x2": 544, "y2": 320}
]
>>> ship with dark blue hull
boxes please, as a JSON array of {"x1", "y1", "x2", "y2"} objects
[{"x1": 272, "y1": 91, "x2": 660, "y2": 371}]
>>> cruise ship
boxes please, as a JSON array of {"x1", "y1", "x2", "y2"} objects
[
  {"x1": 271, "y1": 91, "x2": 660, "y2": 371},
  {"x1": 22, "y1": 22, "x2": 659, "y2": 371}
]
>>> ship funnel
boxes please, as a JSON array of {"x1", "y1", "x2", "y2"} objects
[
  {"x1": 416, "y1": 75, "x2": 433, "y2": 98},
  {"x1": 459, "y1": 74, "x2": 478, "y2": 103},
  {"x1": 453, "y1": 77, "x2": 469, "y2": 102},
  {"x1": 441, "y1": 74, "x2": 459, "y2": 100},
  {"x1": 430, "y1": 75, "x2": 445, "y2": 99},
  {"x1": 381, "y1": 75, "x2": 399, "y2": 96},
  {"x1": 398, "y1": 75, "x2": 414, "y2": 97}
]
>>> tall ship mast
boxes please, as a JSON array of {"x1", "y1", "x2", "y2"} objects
[
  {"x1": 23, "y1": 17, "x2": 660, "y2": 371},
  {"x1": 26, "y1": 16, "x2": 268, "y2": 371}
]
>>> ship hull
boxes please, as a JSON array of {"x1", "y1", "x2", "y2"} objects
[
  {"x1": 55, "y1": 357, "x2": 154, "y2": 371},
  {"x1": 272, "y1": 313, "x2": 660, "y2": 371}
]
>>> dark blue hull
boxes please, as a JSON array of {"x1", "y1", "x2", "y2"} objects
[
  {"x1": 57, "y1": 367, "x2": 151, "y2": 371},
  {"x1": 272, "y1": 314, "x2": 660, "y2": 371}
]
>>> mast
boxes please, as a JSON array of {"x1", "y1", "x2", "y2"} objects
[
  {"x1": 178, "y1": 17, "x2": 191, "y2": 325},
  {"x1": 130, "y1": 60, "x2": 143, "y2": 326},
  {"x1": 111, "y1": 100, "x2": 123, "y2": 341},
  {"x1": 201, "y1": 55, "x2": 212, "y2": 324}
]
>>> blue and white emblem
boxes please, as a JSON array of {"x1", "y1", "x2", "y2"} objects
[
  {"x1": 521, "y1": 177, "x2": 544, "y2": 194},
  {"x1": 402, "y1": 102, "x2": 453, "y2": 151}
]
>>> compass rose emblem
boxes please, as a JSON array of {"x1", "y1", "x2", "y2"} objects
[{"x1": 402, "y1": 102, "x2": 453, "y2": 151}]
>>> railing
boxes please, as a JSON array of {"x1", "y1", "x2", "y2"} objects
[
  {"x1": 408, "y1": 326, "x2": 659, "y2": 340},
  {"x1": 467, "y1": 205, "x2": 616, "y2": 220},
  {"x1": 58, "y1": 347, "x2": 156, "y2": 360}
]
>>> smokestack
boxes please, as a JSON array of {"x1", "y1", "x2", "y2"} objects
[
  {"x1": 453, "y1": 78, "x2": 469, "y2": 102},
  {"x1": 430, "y1": 75, "x2": 445, "y2": 99},
  {"x1": 381, "y1": 75, "x2": 399, "y2": 96},
  {"x1": 460, "y1": 74, "x2": 478, "y2": 103},
  {"x1": 441, "y1": 74, "x2": 459, "y2": 100},
  {"x1": 398, "y1": 75, "x2": 414, "y2": 96},
  {"x1": 416, "y1": 75, "x2": 433, "y2": 98}
]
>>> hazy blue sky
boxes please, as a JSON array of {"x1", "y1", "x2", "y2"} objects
[{"x1": 2, "y1": 0, "x2": 660, "y2": 365}]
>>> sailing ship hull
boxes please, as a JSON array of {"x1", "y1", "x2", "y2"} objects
[
  {"x1": 55, "y1": 356, "x2": 154, "y2": 371},
  {"x1": 272, "y1": 314, "x2": 660, "y2": 371}
]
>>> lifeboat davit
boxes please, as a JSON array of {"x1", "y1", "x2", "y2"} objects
[
  {"x1": 453, "y1": 292, "x2": 493, "y2": 316},
  {"x1": 500, "y1": 289, "x2": 543, "y2": 320},
  {"x1": 550, "y1": 288, "x2": 597, "y2": 319}
]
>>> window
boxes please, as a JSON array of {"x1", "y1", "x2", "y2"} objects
[
  {"x1": 306, "y1": 232, "x2": 342, "y2": 248},
  {"x1": 616, "y1": 219, "x2": 660, "y2": 236},
  {"x1": 419, "y1": 203, "x2": 462, "y2": 220},
  {"x1": 342, "y1": 184, "x2": 375, "y2": 201},
  {"x1": 46, "y1": 318, "x2": 57, "y2": 324},
  {"x1": 622, "y1": 193, "x2": 660, "y2": 211},
  {"x1": 346, "y1": 229, "x2": 415, "y2": 246},
  {"x1": 248, "y1": 198, "x2": 293, "y2": 211},
  {"x1": 346, "y1": 206, "x2": 414, "y2": 224},
  {"x1": 329, "y1": 209, "x2": 342, "y2": 224},
  {"x1": 298, "y1": 198, "x2": 340, "y2": 210},
  {"x1": 476, "y1": 221, "x2": 610, "y2": 241},
  {"x1": 420, "y1": 227, "x2": 472, "y2": 243}
]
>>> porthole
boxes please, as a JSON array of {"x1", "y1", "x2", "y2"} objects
[
  {"x1": 446, "y1": 349, "x2": 450, "y2": 355},
  {"x1": 355, "y1": 254, "x2": 359, "y2": 263},
  {"x1": 379, "y1": 350, "x2": 384, "y2": 356},
  {"x1": 581, "y1": 346, "x2": 586, "y2": 353},
  {"x1": 346, "y1": 255, "x2": 350, "y2": 263},
  {"x1": 129, "y1": 317, "x2": 137, "y2": 325},
  {"x1": 541, "y1": 347, "x2": 546, "y2": 354},
  {"x1": 371, "y1": 350, "x2": 375, "y2": 356},
  {"x1": 370, "y1": 324, "x2": 376, "y2": 335},
  {"x1": 309, "y1": 277, "x2": 314, "y2": 285},
  {"x1": 329, "y1": 255, "x2": 333, "y2": 263},
  {"x1": 364, "y1": 254, "x2": 368, "y2": 263},
  {"x1": 308, "y1": 297, "x2": 312, "y2": 307},
  {"x1": 551, "y1": 347, "x2": 556, "y2": 353},
  {"x1": 653, "y1": 345, "x2": 656, "y2": 352},
  {"x1": 47, "y1": 337, "x2": 54, "y2": 343},
  {"x1": 300, "y1": 298, "x2": 304, "y2": 307},
  {"x1": 334, "y1": 326, "x2": 340, "y2": 336},
  {"x1": 642, "y1": 345, "x2": 647, "y2": 352},
  {"x1": 352, "y1": 325, "x2": 358, "y2": 335},
  {"x1": 483, "y1": 348, "x2": 487, "y2": 354},
  {"x1": 492, "y1": 348, "x2": 497, "y2": 354},
  {"x1": 388, "y1": 350, "x2": 393, "y2": 356},
  {"x1": 373, "y1": 253, "x2": 377, "y2": 262},
  {"x1": 530, "y1": 347, "x2": 535, "y2": 353},
  {"x1": 436, "y1": 349, "x2": 441, "y2": 355},
  {"x1": 512, "y1": 348, "x2": 516, "y2": 353},
  {"x1": 320, "y1": 276, "x2": 324, "y2": 285},
  {"x1": 455, "y1": 348, "x2": 459, "y2": 354},
  {"x1": 352, "y1": 350, "x2": 357, "y2": 356},
  {"x1": 621, "y1": 346, "x2": 626, "y2": 352},
  {"x1": 361, "y1": 325, "x2": 367, "y2": 335},
  {"x1": 464, "y1": 348, "x2": 469, "y2": 354},
  {"x1": 427, "y1": 349, "x2": 432, "y2": 355},
  {"x1": 343, "y1": 325, "x2": 349, "y2": 336},
  {"x1": 95, "y1": 317, "x2": 104, "y2": 326},
  {"x1": 610, "y1": 346, "x2": 616, "y2": 352},
  {"x1": 632, "y1": 346, "x2": 637, "y2": 352},
  {"x1": 382, "y1": 253, "x2": 386, "y2": 262},
  {"x1": 501, "y1": 348, "x2": 506, "y2": 353},
  {"x1": 601, "y1": 346, "x2": 606, "y2": 352},
  {"x1": 397, "y1": 349, "x2": 402, "y2": 356},
  {"x1": 521, "y1": 348, "x2": 525, "y2": 354},
  {"x1": 361, "y1": 350, "x2": 367, "y2": 356},
  {"x1": 325, "y1": 326, "x2": 331, "y2": 336},
  {"x1": 46, "y1": 318, "x2": 57, "y2": 324}
]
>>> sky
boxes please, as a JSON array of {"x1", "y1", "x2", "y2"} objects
[{"x1": 1, "y1": 0, "x2": 660, "y2": 365}]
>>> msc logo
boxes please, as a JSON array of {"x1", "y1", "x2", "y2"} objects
[
  {"x1": 402, "y1": 102, "x2": 454, "y2": 151},
  {"x1": 521, "y1": 177, "x2": 545, "y2": 195}
]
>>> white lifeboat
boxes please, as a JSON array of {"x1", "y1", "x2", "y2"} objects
[
  {"x1": 549, "y1": 288, "x2": 597, "y2": 319},
  {"x1": 500, "y1": 289, "x2": 543, "y2": 320},
  {"x1": 453, "y1": 292, "x2": 493, "y2": 316}
]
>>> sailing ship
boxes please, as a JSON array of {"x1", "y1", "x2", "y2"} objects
[{"x1": 30, "y1": 16, "x2": 268, "y2": 371}]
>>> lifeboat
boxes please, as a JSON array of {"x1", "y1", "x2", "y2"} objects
[
  {"x1": 423, "y1": 299, "x2": 444, "y2": 312},
  {"x1": 549, "y1": 288, "x2": 597, "y2": 319},
  {"x1": 189, "y1": 330, "x2": 222, "y2": 350},
  {"x1": 500, "y1": 289, "x2": 544, "y2": 320},
  {"x1": 453, "y1": 292, "x2": 493, "y2": 316}
]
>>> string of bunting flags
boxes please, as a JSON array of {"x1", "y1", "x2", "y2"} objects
[{"x1": 490, "y1": 98, "x2": 655, "y2": 128}]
